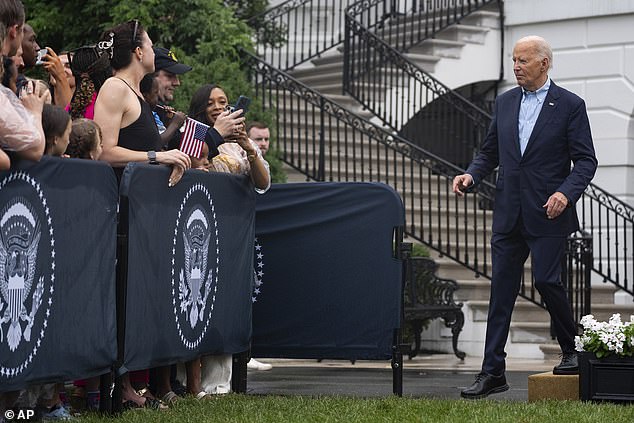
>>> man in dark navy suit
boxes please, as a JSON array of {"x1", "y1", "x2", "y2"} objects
[{"x1": 452, "y1": 35, "x2": 598, "y2": 399}]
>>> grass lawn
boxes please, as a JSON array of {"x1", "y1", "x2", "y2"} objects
[{"x1": 76, "y1": 395, "x2": 634, "y2": 423}]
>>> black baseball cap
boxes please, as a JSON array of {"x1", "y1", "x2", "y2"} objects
[{"x1": 153, "y1": 47, "x2": 192, "y2": 74}]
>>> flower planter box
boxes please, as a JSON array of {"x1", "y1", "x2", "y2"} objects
[{"x1": 579, "y1": 351, "x2": 634, "y2": 402}]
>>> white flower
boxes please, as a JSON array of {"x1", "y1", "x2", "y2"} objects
[
  {"x1": 609, "y1": 313, "x2": 623, "y2": 326},
  {"x1": 575, "y1": 336, "x2": 585, "y2": 352},
  {"x1": 580, "y1": 314, "x2": 596, "y2": 329},
  {"x1": 577, "y1": 313, "x2": 634, "y2": 358}
]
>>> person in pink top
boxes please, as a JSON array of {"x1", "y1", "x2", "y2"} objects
[{"x1": 66, "y1": 44, "x2": 111, "y2": 120}]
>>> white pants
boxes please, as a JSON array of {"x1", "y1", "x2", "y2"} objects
[
  {"x1": 200, "y1": 354, "x2": 232, "y2": 394},
  {"x1": 176, "y1": 354, "x2": 232, "y2": 395}
]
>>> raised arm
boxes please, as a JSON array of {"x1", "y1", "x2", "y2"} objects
[
  {"x1": 43, "y1": 47, "x2": 73, "y2": 108},
  {"x1": 94, "y1": 78, "x2": 191, "y2": 174}
]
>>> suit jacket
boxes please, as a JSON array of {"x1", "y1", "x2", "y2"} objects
[{"x1": 466, "y1": 81, "x2": 598, "y2": 237}]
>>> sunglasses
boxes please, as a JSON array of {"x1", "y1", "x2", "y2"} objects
[{"x1": 131, "y1": 19, "x2": 139, "y2": 45}]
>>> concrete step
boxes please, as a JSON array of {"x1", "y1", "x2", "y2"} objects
[
  {"x1": 510, "y1": 321, "x2": 551, "y2": 343},
  {"x1": 294, "y1": 70, "x2": 343, "y2": 86},
  {"x1": 468, "y1": 299, "x2": 547, "y2": 323},
  {"x1": 408, "y1": 39, "x2": 466, "y2": 58},
  {"x1": 311, "y1": 51, "x2": 345, "y2": 67},
  {"x1": 460, "y1": 10, "x2": 501, "y2": 29},
  {"x1": 402, "y1": 53, "x2": 440, "y2": 72},
  {"x1": 455, "y1": 281, "x2": 546, "y2": 308},
  {"x1": 527, "y1": 372, "x2": 578, "y2": 402},
  {"x1": 280, "y1": 162, "x2": 314, "y2": 183},
  {"x1": 289, "y1": 61, "x2": 343, "y2": 78},
  {"x1": 435, "y1": 24, "x2": 490, "y2": 44},
  {"x1": 275, "y1": 104, "x2": 375, "y2": 121},
  {"x1": 432, "y1": 255, "x2": 493, "y2": 280},
  {"x1": 539, "y1": 343, "x2": 562, "y2": 360},
  {"x1": 303, "y1": 82, "x2": 344, "y2": 95}
]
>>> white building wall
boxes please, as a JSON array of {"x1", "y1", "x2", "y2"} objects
[{"x1": 504, "y1": 0, "x2": 634, "y2": 205}]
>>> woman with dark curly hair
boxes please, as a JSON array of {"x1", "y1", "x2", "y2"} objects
[{"x1": 66, "y1": 45, "x2": 111, "y2": 119}]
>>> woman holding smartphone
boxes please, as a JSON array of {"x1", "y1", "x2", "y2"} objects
[{"x1": 182, "y1": 84, "x2": 270, "y2": 398}]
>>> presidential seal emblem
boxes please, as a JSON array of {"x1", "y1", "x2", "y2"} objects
[
  {"x1": 0, "y1": 172, "x2": 55, "y2": 379},
  {"x1": 171, "y1": 183, "x2": 219, "y2": 349}
]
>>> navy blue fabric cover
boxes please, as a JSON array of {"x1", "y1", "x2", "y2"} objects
[
  {"x1": 252, "y1": 182, "x2": 404, "y2": 360},
  {"x1": 0, "y1": 157, "x2": 118, "y2": 391},
  {"x1": 120, "y1": 165, "x2": 255, "y2": 371}
]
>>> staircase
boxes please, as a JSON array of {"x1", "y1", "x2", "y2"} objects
[
  {"x1": 249, "y1": 0, "x2": 634, "y2": 360},
  {"x1": 288, "y1": 3, "x2": 500, "y2": 127}
]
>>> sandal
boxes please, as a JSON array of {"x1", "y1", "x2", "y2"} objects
[
  {"x1": 135, "y1": 387, "x2": 154, "y2": 398},
  {"x1": 196, "y1": 391, "x2": 213, "y2": 400},
  {"x1": 161, "y1": 391, "x2": 179, "y2": 405},
  {"x1": 122, "y1": 397, "x2": 168, "y2": 411}
]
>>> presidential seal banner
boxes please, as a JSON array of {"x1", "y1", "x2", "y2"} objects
[
  {"x1": 251, "y1": 182, "x2": 404, "y2": 360},
  {"x1": 120, "y1": 164, "x2": 255, "y2": 371},
  {"x1": 0, "y1": 157, "x2": 118, "y2": 392}
]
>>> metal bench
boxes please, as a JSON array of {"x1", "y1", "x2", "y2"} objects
[{"x1": 404, "y1": 256, "x2": 466, "y2": 360}]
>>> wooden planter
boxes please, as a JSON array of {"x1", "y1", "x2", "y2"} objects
[{"x1": 579, "y1": 351, "x2": 634, "y2": 402}]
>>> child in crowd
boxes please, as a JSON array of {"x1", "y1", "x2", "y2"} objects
[
  {"x1": 41, "y1": 103, "x2": 71, "y2": 156},
  {"x1": 67, "y1": 118, "x2": 103, "y2": 160},
  {"x1": 65, "y1": 118, "x2": 103, "y2": 411},
  {"x1": 190, "y1": 142, "x2": 210, "y2": 171}
]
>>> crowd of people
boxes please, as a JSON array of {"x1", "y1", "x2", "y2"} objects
[{"x1": 1, "y1": 0, "x2": 274, "y2": 418}]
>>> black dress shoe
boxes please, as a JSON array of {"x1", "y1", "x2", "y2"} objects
[
  {"x1": 460, "y1": 372, "x2": 509, "y2": 399},
  {"x1": 553, "y1": 352, "x2": 578, "y2": 375}
]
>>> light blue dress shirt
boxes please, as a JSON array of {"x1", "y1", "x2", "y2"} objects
[{"x1": 518, "y1": 78, "x2": 550, "y2": 156}]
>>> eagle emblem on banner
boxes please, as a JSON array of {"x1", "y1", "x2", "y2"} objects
[
  {"x1": 179, "y1": 208, "x2": 213, "y2": 329},
  {"x1": 0, "y1": 199, "x2": 44, "y2": 352},
  {"x1": 171, "y1": 183, "x2": 219, "y2": 350},
  {"x1": 0, "y1": 172, "x2": 55, "y2": 379}
]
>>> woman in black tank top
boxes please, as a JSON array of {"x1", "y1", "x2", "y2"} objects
[
  {"x1": 93, "y1": 21, "x2": 190, "y2": 411},
  {"x1": 115, "y1": 77, "x2": 160, "y2": 152},
  {"x1": 94, "y1": 21, "x2": 190, "y2": 186}
]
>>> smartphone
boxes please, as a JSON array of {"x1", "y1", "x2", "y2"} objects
[
  {"x1": 35, "y1": 48, "x2": 48, "y2": 65},
  {"x1": 230, "y1": 95, "x2": 250, "y2": 117}
]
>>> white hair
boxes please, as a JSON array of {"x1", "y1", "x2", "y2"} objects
[{"x1": 516, "y1": 35, "x2": 553, "y2": 69}]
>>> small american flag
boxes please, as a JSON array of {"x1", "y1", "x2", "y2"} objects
[{"x1": 179, "y1": 117, "x2": 209, "y2": 158}]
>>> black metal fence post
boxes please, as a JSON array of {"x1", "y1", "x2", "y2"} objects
[
  {"x1": 317, "y1": 97, "x2": 326, "y2": 181},
  {"x1": 393, "y1": 230, "x2": 411, "y2": 396},
  {"x1": 111, "y1": 228, "x2": 128, "y2": 415},
  {"x1": 232, "y1": 351, "x2": 249, "y2": 393},
  {"x1": 561, "y1": 232, "x2": 594, "y2": 333}
]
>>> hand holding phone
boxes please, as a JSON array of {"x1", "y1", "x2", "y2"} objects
[
  {"x1": 229, "y1": 95, "x2": 250, "y2": 117},
  {"x1": 35, "y1": 48, "x2": 48, "y2": 66}
]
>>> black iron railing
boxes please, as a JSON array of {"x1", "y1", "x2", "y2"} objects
[
  {"x1": 562, "y1": 232, "x2": 593, "y2": 324},
  {"x1": 247, "y1": 54, "x2": 613, "y2": 327},
  {"x1": 248, "y1": 52, "x2": 495, "y2": 276},
  {"x1": 250, "y1": 0, "x2": 357, "y2": 71},
  {"x1": 341, "y1": 0, "x2": 634, "y2": 301},
  {"x1": 343, "y1": 0, "x2": 499, "y2": 164},
  {"x1": 248, "y1": 0, "x2": 634, "y2": 310},
  {"x1": 581, "y1": 185, "x2": 634, "y2": 295}
]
